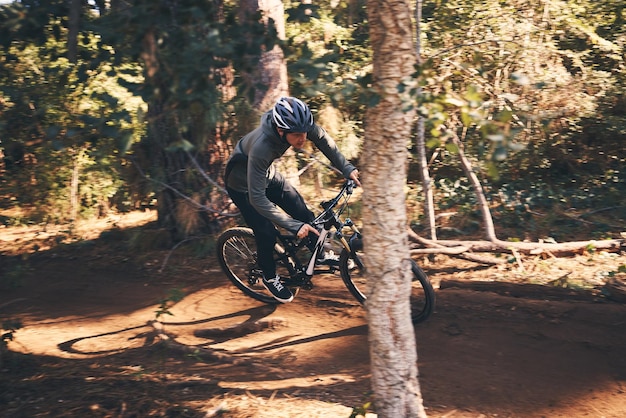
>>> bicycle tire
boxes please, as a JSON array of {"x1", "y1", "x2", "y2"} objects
[
  {"x1": 339, "y1": 246, "x2": 435, "y2": 324},
  {"x1": 216, "y1": 227, "x2": 297, "y2": 304}
]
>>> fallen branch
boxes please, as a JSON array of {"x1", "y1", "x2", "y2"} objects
[
  {"x1": 408, "y1": 229, "x2": 625, "y2": 257},
  {"x1": 408, "y1": 229, "x2": 505, "y2": 265},
  {"x1": 410, "y1": 245, "x2": 468, "y2": 255}
]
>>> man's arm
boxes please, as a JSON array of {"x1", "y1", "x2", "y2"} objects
[
  {"x1": 308, "y1": 125, "x2": 358, "y2": 180},
  {"x1": 247, "y1": 154, "x2": 305, "y2": 234}
]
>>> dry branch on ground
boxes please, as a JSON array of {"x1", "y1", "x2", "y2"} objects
[{"x1": 408, "y1": 229, "x2": 625, "y2": 266}]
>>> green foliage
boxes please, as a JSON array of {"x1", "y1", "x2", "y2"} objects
[
  {"x1": 403, "y1": 0, "x2": 626, "y2": 235},
  {"x1": 349, "y1": 392, "x2": 374, "y2": 418},
  {"x1": 87, "y1": 0, "x2": 282, "y2": 237},
  {"x1": 95, "y1": 0, "x2": 270, "y2": 140},
  {"x1": 155, "y1": 288, "x2": 185, "y2": 320},
  {"x1": 283, "y1": 0, "x2": 370, "y2": 176},
  {"x1": 413, "y1": 0, "x2": 624, "y2": 166},
  {"x1": 0, "y1": 3, "x2": 144, "y2": 221}
]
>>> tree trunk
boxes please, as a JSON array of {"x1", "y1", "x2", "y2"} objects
[
  {"x1": 69, "y1": 150, "x2": 81, "y2": 224},
  {"x1": 364, "y1": 0, "x2": 427, "y2": 416},
  {"x1": 451, "y1": 133, "x2": 498, "y2": 241},
  {"x1": 238, "y1": 0, "x2": 289, "y2": 111},
  {"x1": 414, "y1": 0, "x2": 437, "y2": 240},
  {"x1": 68, "y1": 0, "x2": 81, "y2": 63},
  {"x1": 133, "y1": 0, "x2": 238, "y2": 238}
]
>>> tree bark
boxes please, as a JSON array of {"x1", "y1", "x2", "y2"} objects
[{"x1": 364, "y1": 0, "x2": 427, "y2": 416}]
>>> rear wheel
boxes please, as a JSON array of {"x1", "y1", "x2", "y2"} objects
[
  {"x1": 339, "y1": 247, "x2": 435, "y2": 324},
  {"x1": 216, "y1": 227, "x2": 297, "y2": 304}
]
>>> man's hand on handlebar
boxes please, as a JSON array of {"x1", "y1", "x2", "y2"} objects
[
  {"x1": 349, "y1": 169, "x2": 361, "y2": 187},
  {"x1": 297, "y1": 223, "x2": 319, "y2": 239}
]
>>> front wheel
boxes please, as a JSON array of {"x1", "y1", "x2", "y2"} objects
[
  {"x1": 339, "y1": 247, "x2": 435, "y2": 324},
  {"x1": 216, "y1": 227, "x2": 297, "y2": 304}
]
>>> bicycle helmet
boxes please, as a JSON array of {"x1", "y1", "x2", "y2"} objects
[{"x1": 272, "y1": 97, "x2": 314, "y2": 133}]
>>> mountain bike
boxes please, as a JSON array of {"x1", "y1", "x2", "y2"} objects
[{"x1": 216, "y1": 179, "x2": 435, "y2": 324}]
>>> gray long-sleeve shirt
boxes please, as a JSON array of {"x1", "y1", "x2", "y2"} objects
[{"x1": 226, "y1": 111, "x2": 356, "y2": 233}]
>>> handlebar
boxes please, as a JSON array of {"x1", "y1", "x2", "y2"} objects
[{"x1": 319, "y1": 179, "x2": 357, "y2": 213}]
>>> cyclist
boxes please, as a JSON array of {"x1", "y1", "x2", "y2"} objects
[{"x1": 224, "y1": 97, "x2": 361, "y2": 303}]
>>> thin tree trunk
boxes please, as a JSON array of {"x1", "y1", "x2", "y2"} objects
[
  {"x1": 0, "y1": 148, "x2": 5, "y2": 178},
  {"x1": 365, "y1": 0, "x2": 427, "y2": 415},
  {"x1": 68, "y1": 0, "x2": 81, "y2": 63},
  {"x1": 69, "y1": 150, "x2": 81, "y2": 224},
  {"x1": 416, "y1": 114, "x2": 437, "y2": 240},
  {"x1": 450, "y1": 132, "x2": 498, "y2": 241},
  {"x1": 414, "y1": 0, "x2": 437, "y2": 240}
]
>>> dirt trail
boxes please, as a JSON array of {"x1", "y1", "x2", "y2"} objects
[{"x1": 1, "y1": 214, "x2": 626, "y2": 417}]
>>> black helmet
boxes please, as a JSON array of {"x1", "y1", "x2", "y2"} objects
[{"x1": 272, "y1": 97, "x2": 314, "y2": 132}]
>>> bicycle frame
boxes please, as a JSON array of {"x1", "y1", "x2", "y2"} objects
[{"x1": 276, "y1": 180, "x2": 361, "y2": 282}]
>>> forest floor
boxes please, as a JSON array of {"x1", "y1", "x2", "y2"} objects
[{"x1": 1, "y1": 210, "x2": 626, "y2": 417}]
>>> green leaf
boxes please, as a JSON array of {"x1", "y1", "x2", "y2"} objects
[
  {"x1": 445, "y1": 142, "x2": 459, "y2": 154},
  {"x1": 426, "y1": 138, "x2": 440, "y2": 148},
  {"x1": 486, "y1": 162, "x2": 500, "y2": 180}
]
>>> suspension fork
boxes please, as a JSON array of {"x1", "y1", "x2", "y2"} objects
[{"x1": 338, "y1": 218, "x2": 362, "y2": 254}]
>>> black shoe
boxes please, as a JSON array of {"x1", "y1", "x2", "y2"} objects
[{"x1": 262, "y1": 275, "x2": 294, "y2": 303}]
